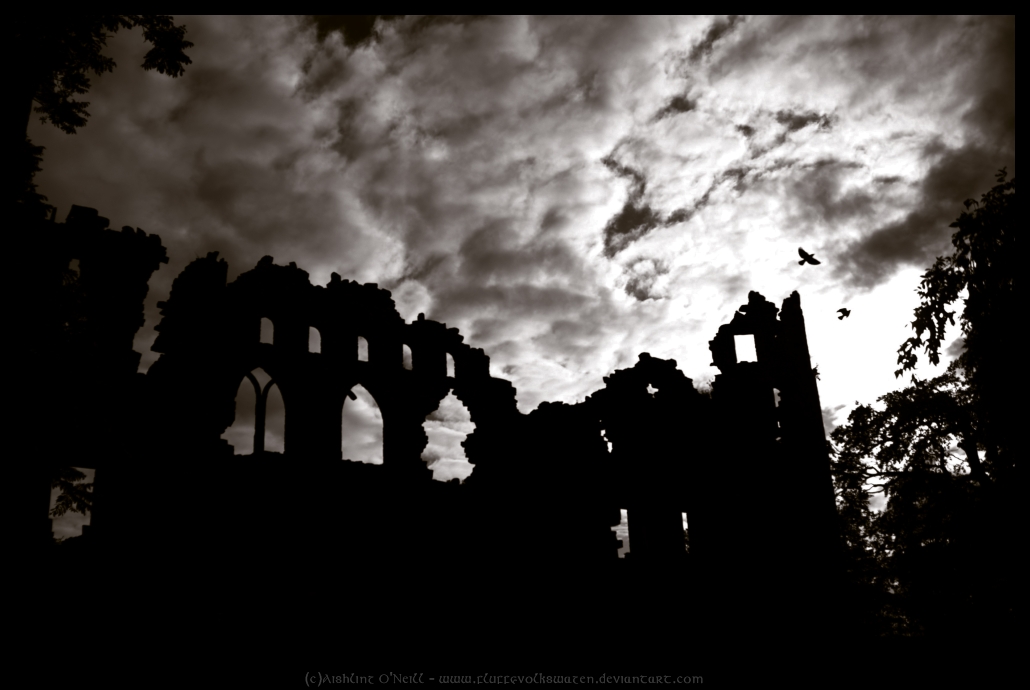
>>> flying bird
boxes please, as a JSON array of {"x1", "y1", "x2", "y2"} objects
[
  {"x1": 837, "y1": 308, "x2": 851, "y2": 320},
  {"x1": 798, "y1": 248, "x2": 821, "y2": 265}
]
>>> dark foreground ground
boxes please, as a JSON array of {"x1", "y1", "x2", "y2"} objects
[{"x1": 32, "y1": 543, "x2": 1018, "y2": 685}]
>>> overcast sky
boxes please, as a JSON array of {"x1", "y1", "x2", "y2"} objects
[{"x1": 40, "y1": 16, "x2": 1014, "y2": 537}]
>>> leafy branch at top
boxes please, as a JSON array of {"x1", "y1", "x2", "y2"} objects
[
  {"x1": 50, "y1": 466, "x2": 93, "y2": 518},
  {"x1": 895, "y1": 168, "x2": 1015, "y2": 379}
]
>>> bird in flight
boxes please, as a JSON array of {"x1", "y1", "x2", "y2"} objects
[
  {"x1": 837, "y1": 308, "x2": 851, "y2": 320},
  {"x1": 798, "y1": 248, "x2": 821, "y2": 265}
]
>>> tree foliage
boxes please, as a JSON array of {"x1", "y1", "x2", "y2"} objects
[
  {"x1": 16, "y1": 17, "x2": 190, "y2": 526},
  {"x1": 12, "y1": 15, "x2": 192, "y2": 214},
  {"x1": 16, "y1": 15, "x2": 192, "y2": 136},
  {"x1": 50, "y1": 466, "x2": 93, "y2": 519},
  {"x1": 831, "y1": 171, "x2": 1017, "y2": 638}
]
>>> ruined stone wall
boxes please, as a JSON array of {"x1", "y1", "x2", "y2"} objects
[
  {"x1": 28, "y1": 211, "x2": 840, "y2": 630},
  {"x1": 15, "y1": 205, "x2": 167, "y2": 551}
]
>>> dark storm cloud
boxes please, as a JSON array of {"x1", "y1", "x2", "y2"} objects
[
  {"x1": 788, "y1": 159, "x2": 873, "y2": 225},
  {"x1": 957, "y1": 17, "x2": 1015, "y2": 148},
  {"x1": 538, "y1": 206, "x2": 567, "y2": 234},
  {"x1": 665, "y1": 207, "x2": 695, "y2": 225},
  {"x1": 667, "y1": 17, "x2": 1015, "y2": 293},
  {"x1": 711, "y1": 15, "x2": 949, "y2": 83},
  {"x1": 189, "y1": 152, "x2": 343, "y2": 255},
  {"x1": 774, "y1": 109, "x2": 834, "y2": 133},
  {"x1": 30, "y1": 14, "x2": 1014, "y2": 435},
  {"x1": 28, "y1": 16, "x2": 411, "y2": 366},
  {"x1": 277, "y1": 15, "x2": 701, "y2": 404},
  {"x1": 652, "y1": 94, "x2": 697, "y2": 122},
  {"x1": 396, "y1": 253, "x2": 453, "y2": 286},
  {"x1": 835, "y1": 143, "x2": 1012, "y2": 289},
  {"x1": 688, "y1": 15, "x2": 744, "y2": 63},
  {"x1": 735, "y1": 124, "x2": 755, "y2": 138},
  {"x1": 296, "y1": 16, "x2": 663, "y2": 269},
  {"x1": 535, "y1": 318, "x2": 614, "y2": 362},
  {"x1": 468, "y1": 317, "x2": 510, "y2": 345},
  {"x1": 600, "y1": 153, "x2": 658, "y2": 257},
  {"x1": 836, "y1": 16, "x2": 1013, "y2": 290},
  {"x1": 306, "y1": 15, "x2": 404, "y2": 47},
  {"x1": 601, "y1": 201, "x2": 663, "y2": 258},
  {"x1": 601, "y1": 153, "x2": 647, "y2": 191},
  {"x1": 599, "y1": 152, "x2": 702, "y2": 258},
  {"x1": 433, "y1": 284, "x2": 592, "y2": 323},
  {"x1": 456, "y1": 222, "x2": 583, "y2": 286},
  {"x1": 731, "y1": 108, "x2": 836, "y2": 159}
]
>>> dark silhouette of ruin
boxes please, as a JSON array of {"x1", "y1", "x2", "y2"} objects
[{"x1": 23, "y1": 205, "x2": 846, "y2": 659}]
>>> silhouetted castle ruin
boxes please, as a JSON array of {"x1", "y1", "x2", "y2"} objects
[{"x1": 23, "y1": 205, "x2": 844, "y2": 642}]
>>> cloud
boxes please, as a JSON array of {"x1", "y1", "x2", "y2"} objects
[
  {"x1": 945, "y1": 337, "x2": 966, "y2": 360},
  {"x1": 623, "y1": 258, "x2": 670, "y2": 301},
  {"x1": 305, "y1": 15, "x2": 405, "y2": 48},
  {"x1": 787, "y1": 159, "x2": 872, "y2": 224},
  {"x1": 834, "y1": 143, "x2": 1009, "y2": 289},
  {"x1": 341, "y1": 385, "x2": 384, "y2": 464},
  {"x1": 774, "y1": 109, "x2": 834, "y2": 133},
  {"x1": 454, "y1": 221, "x2": 585, "y2": 289},
  {"x1": 822, "y1": 404, "x2": 847, "y2": 434},
  {"x1": 422, "y1": 392, "x2": 475, "y2": 481},
  {"x1": 598, "y1": 150, "x2": 706, "y2": 258},
  {"x1": 28, "y1": 14, "x2": 1014, "y2": 469},
  {"x1": 688, "y1": 15, "x2": 744, "y2": 63},
  {"x1": 958, "y1": 17, "x2": 1015, "y2": 148},
  {"x1": 601, "y1": 201, "x2": 663, "y2": 258},
  {"x1": 598, "y1": 153, "x2": 658, "y2": 257},
  {"x1": 652, "y1": 94, "x2": 696, "y2": 122}
]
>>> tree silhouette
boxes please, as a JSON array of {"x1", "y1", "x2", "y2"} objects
[
  {"x1": 50, "y1": 466, "x2": 93, "y2": 520},
  {"x1": 14, "y1": 17, "x2": 191, "y2": 531},
  {"x1": 831, "y1": 171, "x2": 1016, "y2": 638},
  {"x1": 896, "y1": 169, "x2": 1016, "y2": 478},
  {"x1": 13, "y1": 15, "x2": 193, "y2": 215}
]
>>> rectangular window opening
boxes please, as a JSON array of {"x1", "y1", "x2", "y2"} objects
[{"x1": 734, "y1": 334, "x2": 757, "y2": 363}]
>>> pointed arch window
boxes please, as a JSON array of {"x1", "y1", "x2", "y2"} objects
[
  {"x1": 221, "y1": 368, "x2": 284, "y2": 454},
  {"x1": 342, "y1": 384, "x2": 383, "y2": 464}
]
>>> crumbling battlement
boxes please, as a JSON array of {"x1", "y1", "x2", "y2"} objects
[
  {"x1": 146, "y1": 251, "x2": 522, "y2": 481},
  {"x1": 15, "y1": 205, "x2": 168, "y2": 547}
]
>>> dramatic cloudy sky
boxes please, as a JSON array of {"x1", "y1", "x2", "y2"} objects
[{"x1": 41, "y1": 16, "x2": 1014, "y2": 539}]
